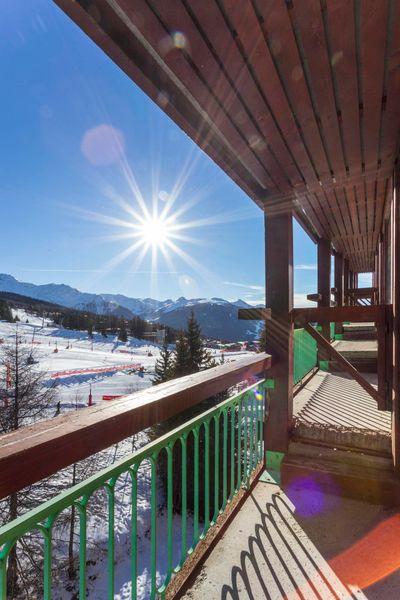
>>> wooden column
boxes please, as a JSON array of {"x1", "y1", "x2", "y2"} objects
[
  {"x1": 393, "y1": 171, "x2": 400, "y2": 471},
  {"x1": 349, "y1": 271, "x2": 354, "y2": 305},
  {"x1": 344, "y1": 258, "x2": 349, "y2": 306},
  {"x1": 334, "y1": 253, "x2": 344, "y2": 335},
  {"x1": 378, "y1": 233, "x2": 385, "y2": 305},
  {"x1": 264, "y1": 211, "x2": 293, "y2": 453},
  {"x1": 318, "y1": 238, "x2": 331, "y2": 340}
]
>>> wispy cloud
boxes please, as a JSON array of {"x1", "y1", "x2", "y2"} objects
[
  {"x1": 294, "y1": 293, "x2": 315, "y2": 307},
  {"x1": 223, "y1": 281, "x2": 264, "y2": 291},
  {"x1": 295, "y1": 264, "x2": 317, "y2": 271},
  {"x1": 18, "y1": 268, "x2": 180, "y2": 274}
]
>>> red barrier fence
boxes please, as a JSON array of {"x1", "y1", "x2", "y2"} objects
[{"x1": 50, "y1": 363, "x2": 142, "y2": 379}]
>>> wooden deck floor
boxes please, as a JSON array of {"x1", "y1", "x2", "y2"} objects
[{"x1": 185, "y1": 482, "x2": 400, "y2": 599}]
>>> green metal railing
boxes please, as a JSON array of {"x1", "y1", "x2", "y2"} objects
[
  {"x1": 0, "y1": 379, "x2": 267, "y2": 600},
  {"x1": 293, "y1": 328, "x2": 318, "y2": 384},
  {"x1": 293, "y1": 324, "x2": 336, "y2": 384}
]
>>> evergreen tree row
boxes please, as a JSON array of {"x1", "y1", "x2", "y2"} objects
[
  {"x1": 153, "y1": 311, "x2": 216, "y2": 384},
  {"x1": 0, "y1": 300, "x2": 15, "y2": 323}
]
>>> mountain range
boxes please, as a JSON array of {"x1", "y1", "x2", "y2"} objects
[{"x1": 0, "y1": 274, "x2": 261, "y2": 341}]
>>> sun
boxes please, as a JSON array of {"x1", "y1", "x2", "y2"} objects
[{"x1": 138, "y1": 215, "x2": 171, "y2": 248}]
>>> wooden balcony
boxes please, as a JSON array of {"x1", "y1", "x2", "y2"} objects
[{"x1": 2, "y1": 1, "x2": 400, "y2": 597}]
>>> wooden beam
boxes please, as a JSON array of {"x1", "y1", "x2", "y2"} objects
[
  {"x1": 318, "y1": 238, "x2": 331, "y2": 340},
  {"x1": 264, "y1": 211, "x2": 293, "y2": 453},
  {"x1": 291, "y1": 305, "x2": 385, "y2": 325},
  {"x1": 344, "y1": 258, "x2": 350, "y2": 306},
  {"x1": 334, "y1": 253, "x2": 344, "y2": 335},
  {"x1": 303, "y1": 324, "x2": 383, "y2": 406},
  {"x1": 0, "y1": 354, "x2": 271, "y2": 499},
  {"x1": 393, "y1": 169, "x2": 400, "y2": 470},
  {"x1": 306, "y1": 293, "x2": 322, "y2": 302},
  {"x1": 348, "y1": 287, "x2": 377, "y2": 296},
  {"x1": 238, "y1": 308, "x2": 272, "y2": 320}
]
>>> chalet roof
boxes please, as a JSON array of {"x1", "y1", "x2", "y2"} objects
[{"x1": 56, "y1": 0, "x2": 400, "y2": 271}]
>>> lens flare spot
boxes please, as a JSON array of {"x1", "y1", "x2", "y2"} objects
[
  {"x1": 173, "y1": 31, "x2": 187, "y2": 49},
  {"x1": 81, "y1": 124, "x2": 125, "y2": 166}
]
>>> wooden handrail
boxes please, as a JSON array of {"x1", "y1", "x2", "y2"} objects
[{"x1": 0, "y1": 354, "x2": 271, "y2": 499}]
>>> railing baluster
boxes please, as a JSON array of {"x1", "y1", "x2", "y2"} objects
[
  {"x1": 243, "y1": 393, "x2": 248, "y2": 485},
  {"x1": 167, "y1": 444, "x2": 174, "y2": 583},
  {"x1": 259, "y1": 385, "x2": 265, "y2": 462},
  {"x1": 237, "y1": 400, "x2": 242, "y2": 491},
  {"x1": 230, "y1": 404, "x2": 235, "y2": 500},
  {"x1": 150, "y1": 455, "x2": 158, "y2": 599},
  {"x1": 77, "y1": 497, "x2": 89, "y2": 600},
  {"x1": 222, "y1": 410, "x2": 228, "y2": 511},
  {"x1": 180, "y1": 435, "x2": 187, "y2": 564},
  {"x1": 0, "y1": 556, "x2": 6, "y2": 600},
  {"x1": 41, "y1": 515, "x2": 55, "y2": 600},
  {"x1": 106, "y1": 482, "x2": 116, "y2": 600},
  {"x1": 129, "y1": 465, "x2": 138, "y2": 600},
  {"x1": 204, "y1": 421, "x2": 210, "y2": 533},
  {"x1": 249, "y1": 392, "x2": 254, "y2": 473},
  {"x1": 193, "y1": 428, "x2": 200, "y2": 546},
  {"x1": 213, "y1": 413, "x2": 220, "y2": 523}
]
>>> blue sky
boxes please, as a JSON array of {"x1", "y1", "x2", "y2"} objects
[{"x1": 0, "y1": 0, "x2": 320, "y2": 305}]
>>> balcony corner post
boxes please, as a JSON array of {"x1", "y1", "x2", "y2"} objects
[{"x1": 263, "y1": 210, "x2": 294, "y2": 455}]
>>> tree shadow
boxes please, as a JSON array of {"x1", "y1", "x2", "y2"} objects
[{"x1": 218, "y1": 491, "x2": 364, "y2": 600}]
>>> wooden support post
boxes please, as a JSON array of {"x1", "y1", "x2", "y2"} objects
[
  {"x1": 378, "y1": 232, "x2": 385, "y2": 305},
  {"x1": 264, "y1": 211, "x2": 293, "y2": 453},
  {"x1": 344, "y1": 258, "x2": 349, "y2": 306},
  {"x1": 317, "y1": 238, "x2": 331, "y2": 364},
  {"x1": 334, "y1": 253, "x2": 344, "y2": 336},
  {"x1": 393, "y1": 171, "x2": 400, "y2": 471}
]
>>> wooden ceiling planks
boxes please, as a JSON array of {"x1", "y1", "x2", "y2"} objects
[
  {"x1": 359, "y1": 0, "x2": 388, "y2": 177},
  {"x1": 54, "y1": 0, "x2": 400, "y2": 273},
  {"x1": 325, "y1": 1, "x2": 362, "y2": 181},
  {"x1": 292, "y1": 0, "x2": 347, "y2": 181},
  {"x1": 254, "y1": 0, "x2": 332, "y2": 185}
]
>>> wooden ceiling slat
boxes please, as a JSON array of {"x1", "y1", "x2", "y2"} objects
[
  {"x1": 188, "y1": 0, "x2": 309, "y2": 191},
  {"x1": 145, "y1": 0, "x2": 295, "y2": 194},
  {"x1": 344, "y1": 185, "x2": 361, "y2": 239},
  {"x1": 304, "y1": 193, "x2": 331, "y2": 240},
  {"x1": 292, "y1": 0, "x2": 347, "y2": 180},
  {"x1": 118, "y1": 0, "x2": 278, "y2": 192},
  {"x1": 216, "y1": 0, "x2": 318, "y2": 189},
  {"x1": 254, "y1": 0, "x2": 332, "y2": 184},
  {"x1": 364, "y1": 179, "x2": 376, "y2": 253},
  {"x1": 373, "y1": 177, "x2": 388, "y2": 252},
  {"x1": 379, "y1": 1, "x2": 400, "y2": 170},
  {"x1": 325, "y1": 0, "x2": 362, "y2": 179},
  {"x1": 359, "y1": 0, "x2": 388, "y2": 175}
]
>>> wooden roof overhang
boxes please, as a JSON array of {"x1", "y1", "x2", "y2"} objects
[{"x1": 55, "y1": 0, "x2": 400, "y2": 272}]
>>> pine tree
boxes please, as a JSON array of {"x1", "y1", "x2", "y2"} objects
[
  {"x1": 0, "y1": 300, "x2": 13, "y2": 323},
  {"x1": 153, "y1": 341, "x2": 173, "y2": 384},
  {"x1": 118, "y1": 322, "x2": 128, "y2": 342},
  {"x1": 258, "y1": 323, "x2": 266, "y2": 352},
  {"x1": 186, "y1": 311, "x2": 214, "y2": 372},
  {"x1": 173, "y1": 331, "x2": 190, "y2": 377}
]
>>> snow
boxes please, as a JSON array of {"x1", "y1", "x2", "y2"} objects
[{"x1": 0, "y1": 310, "x2": 250, "y2": 598}]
